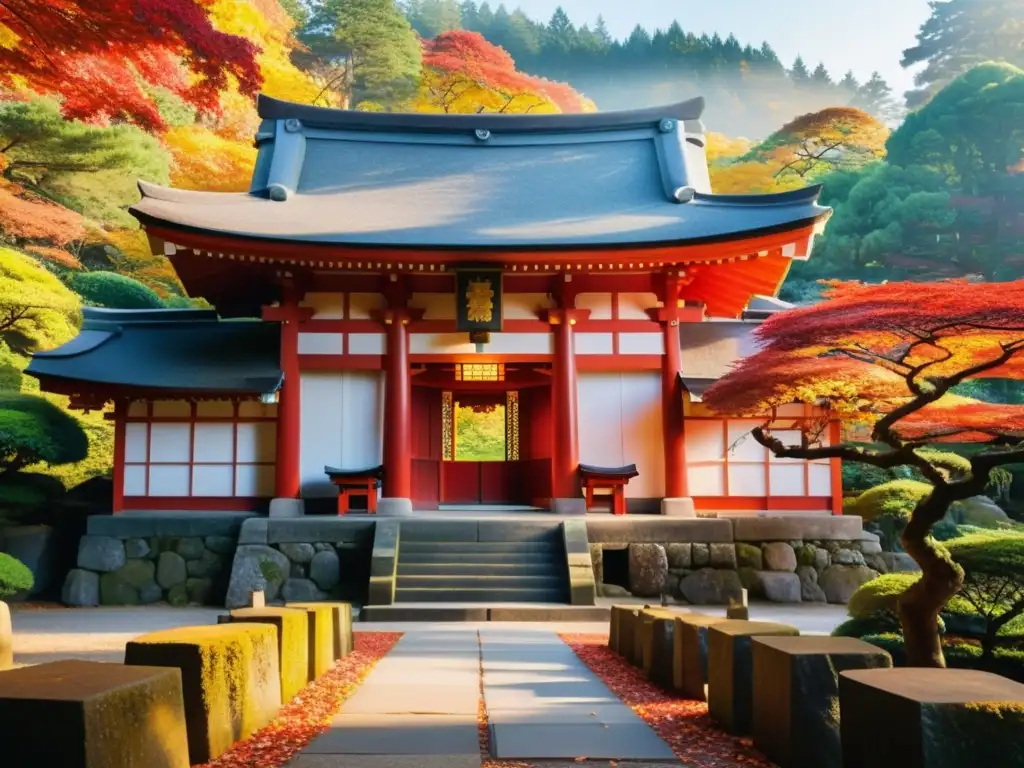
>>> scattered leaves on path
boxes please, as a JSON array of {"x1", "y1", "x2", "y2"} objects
[
  {"x1": 197, "y1": 632, "x2": 401, "y2": 768},
  {"x1": 560, "y1": 633, "x2": 777, "y2": 768}
]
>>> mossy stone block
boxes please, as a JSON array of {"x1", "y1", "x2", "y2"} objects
[
  {"x1": 99, "y1": 572, "x2": 141, "y2": 606},
  {"x1": 229, "y1": 607, "x2": 310, "y2": 703},
  {"x1": 288, "y1": 601, "x2": 353, "y2": 659},
  {"x1": 167, "y1": 583, "x2": 188, "y2": 607},
  {"x1": 117, "y1": 559, "x2": 156, "y2": 588},
  {"x1": 753, "y1": 636, "x2": 892, "y2": 768},
  {"x1": 672, "y1": 614, "x2": 728, "y2": 700},
  {"x1": 707, "y1": 620, "x2": 800, "y2": 735},
  {"x1": 286, "y1": 604, "x2": 335, "y2": 680},
  {"x1": 608, "y1": 604, "x2": 635, "y2": 654},
  {"x1": 638, "y1": 609, "x2": 678, "y2": 689},
  {"x1": 0, "y1": 659, "x2": 189, "y2": 768},
  {"x1": 839, "y1": 668, "x2": 1024, "y2": 768},
  {"x1": 125, "y1": 624, "x2": 281, "y2": 764},
  {"x1": 617, "y1": 607, "x2": 644, "y2": 666}
]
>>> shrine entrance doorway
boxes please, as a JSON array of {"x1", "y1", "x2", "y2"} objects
[
  {"x1": 442, "y1": 392, "x2": 516, "y2": 504},
  {"x1": 409, "y1": 364, "x2": 553, "y2": 509}
]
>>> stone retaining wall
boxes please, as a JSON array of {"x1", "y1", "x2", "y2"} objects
[
  {"x1": 61, "y1": 513, "x2": 257, "y2": 607},
  {"x1": 589, "y1": 515, "x2": 920, "y2": 605},
  {"x1": 225, "y1": 519, "x2": 375, "y2": 609}
]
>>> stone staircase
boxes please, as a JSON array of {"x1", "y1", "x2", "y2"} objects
[{"x1": 395, "y1": 523, "x2": 569, "y2": 603}]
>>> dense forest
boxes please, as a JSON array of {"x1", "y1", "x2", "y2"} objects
[
  {"x1": 0, "y1": 0, "x2": 1021, "y2": 501},
  {"x1": 398, "y1": 0, "x2": 905, "y2": 136}
]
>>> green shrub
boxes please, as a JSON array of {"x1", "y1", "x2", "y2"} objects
[
  {"x1": 845, "y1": 480, "x2": 932, "y2": 523},
  {"x1": 67, "y1": 271, "x2": 164, "y2": 309},
  {"x1": 861, "y1": 633, "x2": 906, "y2": 664},
  {"x1": 843, "y1": 462, "x2": 898, "y2": 493},
  {"x1": 847, "y1": 573, "x2": 975, "y2": 620},
  {"x1": 833, "y1": 614, "x2": 903, "y2": 638},
  {"x1": 0, "y1": 394, "x2": 89, "y2": 474},
  {"x1": 0, "y1": 552, "x2": 34, "y2": 597},
  {"x1": 946, "y1": 531, "x2": 1024, "y2": 658}
]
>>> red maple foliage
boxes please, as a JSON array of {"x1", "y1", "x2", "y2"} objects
[
  {"x1": 422, "y1": 30, "x2": 590, "y2": 114},
  {"x1": 703, "y1": 279, "x2": 1024, "y2": 670},
  {"x1": 561, "y1": 635, "x2": 774, "y2": 768},
  {"x1": 0, "y1": 0, "x2": 262, "y2": 131}
]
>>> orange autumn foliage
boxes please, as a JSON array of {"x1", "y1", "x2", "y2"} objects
[
  {"x1": 0, "y1": 185, "x2": 86, "y2": 245},
  {"x1": 24, "y1": 245, "x2": 82, "y2": 271},
  {"x1": 165, "y1": 125, "x2": 255, "y2": 192},
  {"x1": 704, "y1": 280, "x2": 1024, "y2": 443}
]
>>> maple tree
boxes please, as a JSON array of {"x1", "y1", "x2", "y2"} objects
[
  {"x1": 418, "y1": 30, "x2": 590, "y2": 114},
  {"x1": 0, "y1": 0, "x2": 262, "y2": 131},
  {"x1": 703, "y1": 279, "x2": 1024, "y2": 668},
  {"x1": 748, "y1": 107, "x2": 889, "y2": 181}
]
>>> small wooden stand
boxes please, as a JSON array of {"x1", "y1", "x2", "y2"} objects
[
  {"x1": 578, "y1": 463, "x2": 640, "y2": 515},
  {"x1": 325, "y1": 465, "x2": 384, "y2": 515}
]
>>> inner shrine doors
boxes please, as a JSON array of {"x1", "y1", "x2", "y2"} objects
[{"x1": 410, "y1": 385, "x2": 552, "y2": 508}]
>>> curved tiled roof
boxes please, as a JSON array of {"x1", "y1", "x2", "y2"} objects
[{"x1": 27, "y1": 308, "x2": 281, "y2": 394}]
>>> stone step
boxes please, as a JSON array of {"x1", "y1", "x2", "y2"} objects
[
  {"x1": 396, "y1": 574, "x2": 557, "y2": 590},
  {"x1": 397, "y1": 552, "x2": 560, "y2": 568},
  {"x1": 398, "y1": 541, "x2": 560, "y2": 555},
  {"x1": 398, "y1": 562, "x2": 557, "y2": 577},
  {"x1": 395, "y1": 587, "x2": 567, "y2": 603},
  {"x1": 360, "y1": 604, "x2": 610, "y2": 622}
]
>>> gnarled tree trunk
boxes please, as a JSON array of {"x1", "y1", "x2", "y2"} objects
[{"x1": 898, "y1": 493, "x2": 965, "y2": 668}]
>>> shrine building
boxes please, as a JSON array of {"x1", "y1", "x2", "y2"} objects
[{"x1": 28, "y1": 95, "x2": 838, "y2": 517}]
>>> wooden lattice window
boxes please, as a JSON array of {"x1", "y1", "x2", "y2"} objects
[{"x1": 455, "y1": 363, "x2": 505, "y2": 382}]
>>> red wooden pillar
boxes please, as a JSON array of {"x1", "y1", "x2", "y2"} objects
[
  {"x1": 545, "y1": 308, "x2": 589, "y2": 499},
  {"x1": 263, "y1": 289, "x2": 313, "y2": 499},
  {"x1": 111, "y1": 399, "x2": 126, "y2": 514},
  {"x1": 379, "y1": 308, "x2": 415, "y2": 499},
  {"x1": 658, "y1": 274, "x2": 688, "y2": 498}
]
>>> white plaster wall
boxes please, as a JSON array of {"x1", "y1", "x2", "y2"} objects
[
  {"x1": 575, "y1": 293, "x2": 612, "y2": 319},
  {"x1": 618, "y1": 292, "x2": 661, "y2": 320},
  {"x1": 301, "y1": 292, "x2": 345, "y2": 319},
  {"x1": 679, "y1": 322, "x2": 761, "y2": 378},
  {"x1": 349, "y1": 293, "x2": 385, "y2": 319},
  {"x1": 685, "y1": 420, "x2": 725, "y2": 496},
  {"x1": 577, "y1": 372, "x2": 664, "y2": 498},
  {"x1": 575, "y1": 333, "x2": 613, "y2": 355},
  {"x1": 299, "y1": 371, "x2": 384, "y2": 497},
  {"x1": 618, "y1": 332, "x2": 664, "y2": 355},
  {"x1": 348, "y1": 333, "x2": 386, "y2": 355},
  {"x1": 298, "y1": 332, "x2": 344, "y2": 355},
  {"x1": 410, "y1": 292, "x2": 456, "y2": 319},
  {"x1": 504, "y1": 292, "x2": 553, "y2": 320}
]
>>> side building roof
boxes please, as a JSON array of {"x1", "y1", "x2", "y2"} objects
[
  {"x1": 26, "y1": 308, "x2": 281, "y2": 397},
  {"x1": 130, "y1": 94, "x2": 831, "y2": 252}
]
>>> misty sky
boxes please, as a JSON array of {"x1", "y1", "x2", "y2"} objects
[{"x1": 510, "y1": 0, "x2": 932, "y2": 95}]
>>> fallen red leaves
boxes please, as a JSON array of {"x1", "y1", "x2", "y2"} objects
[
  {"x1": 560, "y1": 634, "x2": 777, "y2": 768},
  {"x1": 197, "y1": 632, "x2": 401, "y2": 768}
]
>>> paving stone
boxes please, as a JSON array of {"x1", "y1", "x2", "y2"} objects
[
  {"x1": 343, "y1": 685, "x2": 478, "y2": 715},
  {"x1": 488, "y1": 723, "x2": 677, "y2": 760},
  {"x1": 486, "y1": 704, "x2": 644, "y2": 725},
  {"x1": 302, "y1": 715, "x2": 480, "y2": 755},
  {"x1": 287, "y1": 756, "x2": 480, "y2": 768}
]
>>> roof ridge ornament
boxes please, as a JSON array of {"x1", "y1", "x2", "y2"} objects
[{"x1": 673, "y1": 186, "x2": 697, "y2": 203}]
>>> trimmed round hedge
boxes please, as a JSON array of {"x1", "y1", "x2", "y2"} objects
[
  {"x1": 0, "y1": 552, "x2": 34, "y2": 598},
  {"x1": 845, "y1": 480, "x2": 932, "y2": 523},
  {"x1": 847, "y1": 572, "x2": 976, "y2": 620},
  {"x1": 67, "y1": 271, "x2": 164, "y2": 309}
]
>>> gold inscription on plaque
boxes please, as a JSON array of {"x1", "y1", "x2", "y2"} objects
[{"x1": 466, "y1": 278, "x2": 494, "y2": 323}]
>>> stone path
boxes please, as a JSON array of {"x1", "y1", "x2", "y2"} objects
[{"x1": 289, "y1": 628, "x2": 677, "y2": 766}]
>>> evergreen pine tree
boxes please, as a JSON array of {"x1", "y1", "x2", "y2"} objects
[
  {"x1": 790, "y1": 55, "x2": 811, "y2": 87},
  {"x1": 811, "y1": 62, "x2": 833, "y2": 87}
]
